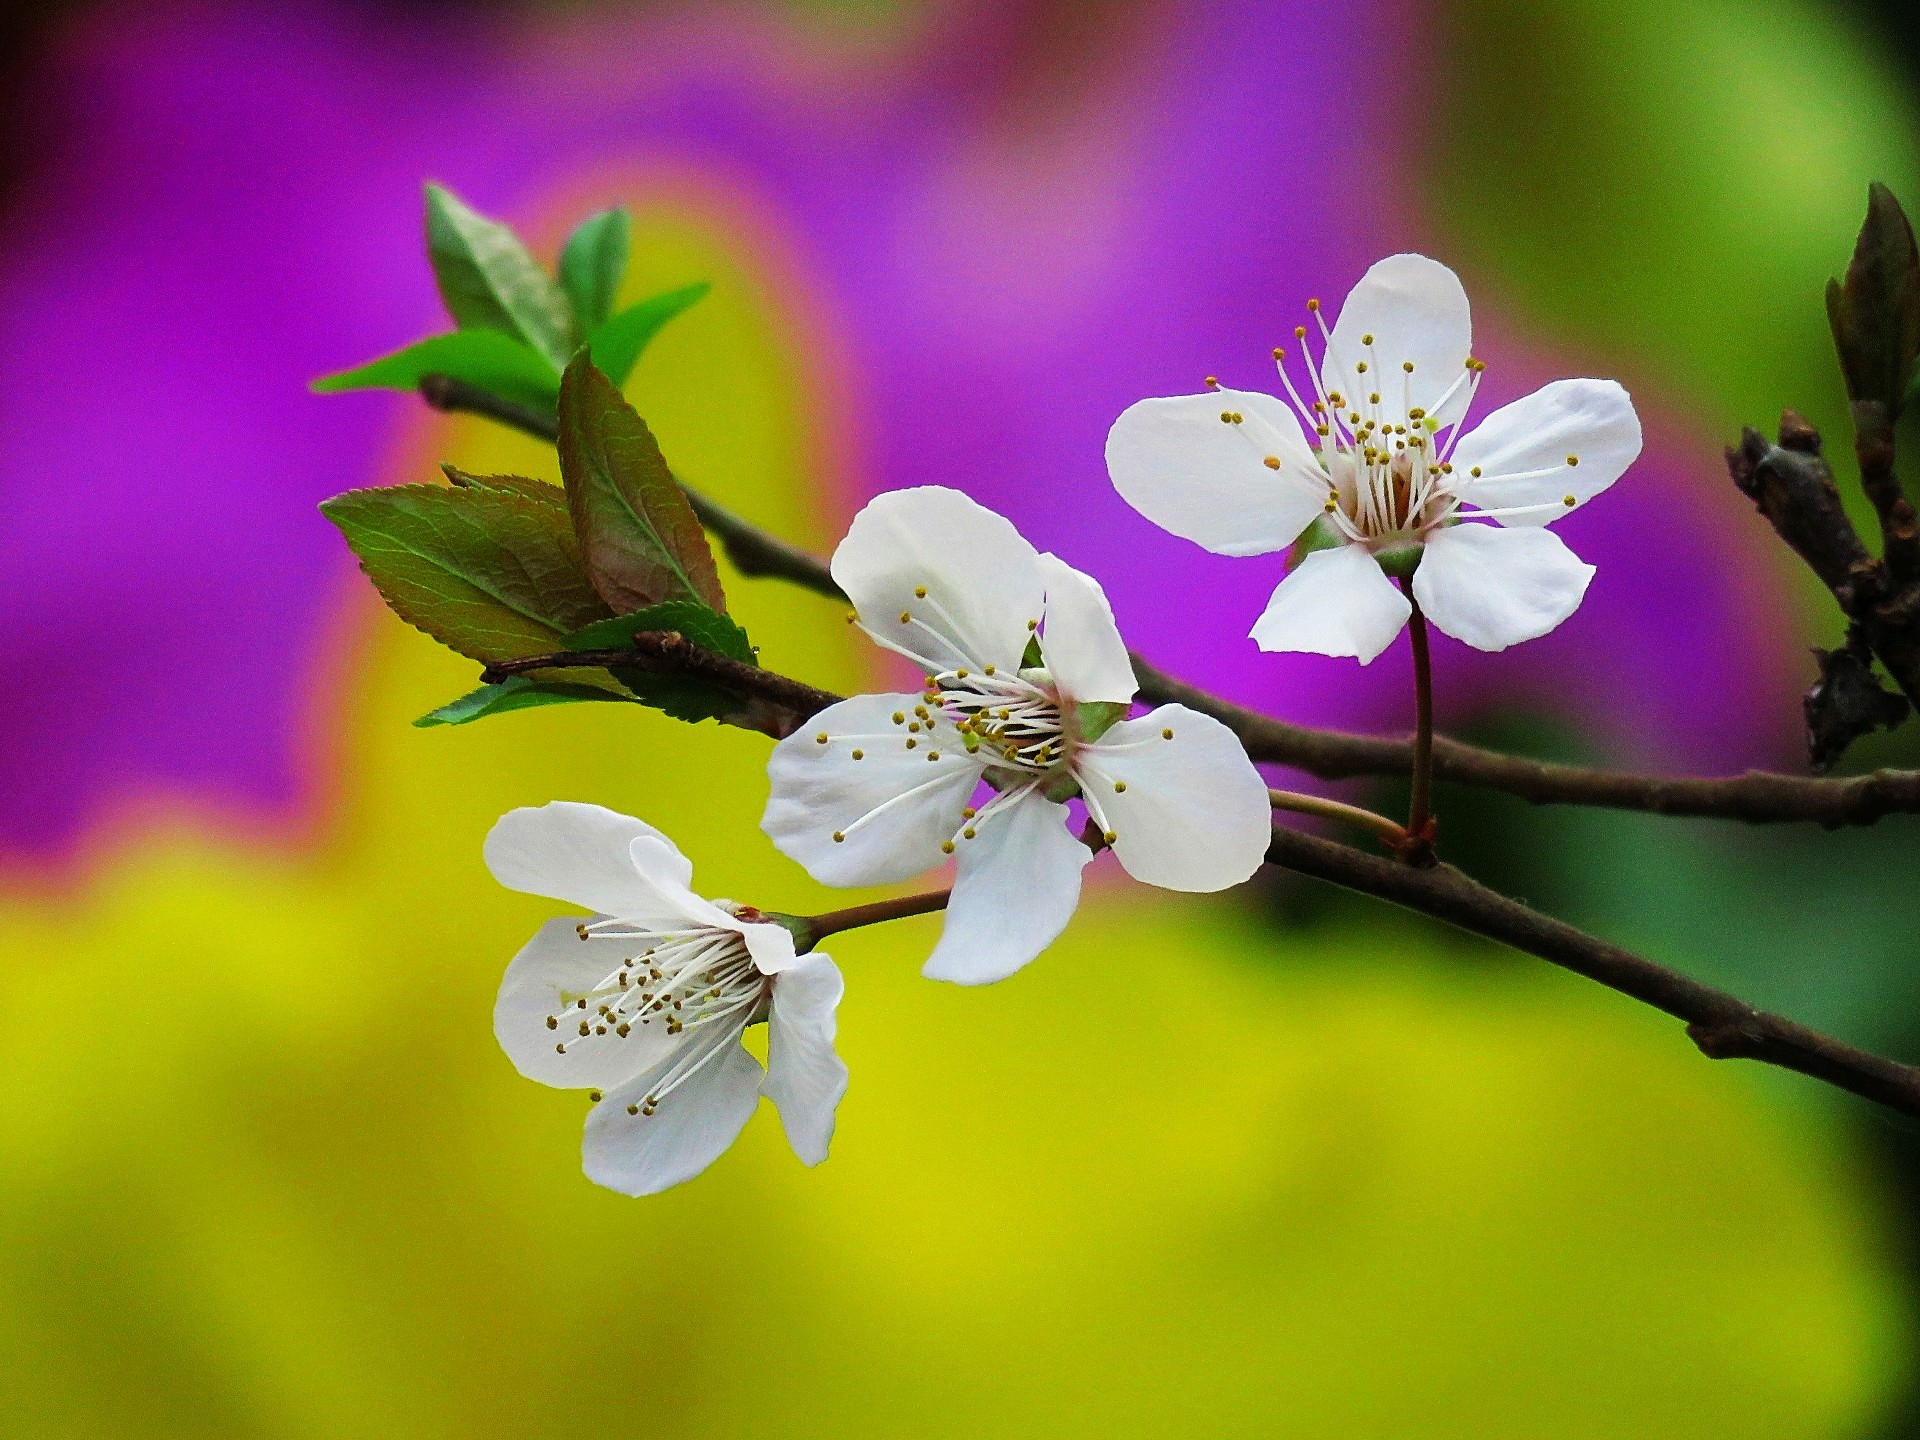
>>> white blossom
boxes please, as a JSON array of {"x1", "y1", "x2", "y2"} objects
[
  {"x1": 1106, "y1": 254, "x2": 1643, "y2": 662},
  {"x1": 762, "y1": 486, "x2": 1272, "y2": 985},
  {"x1": 487, "y1": 802, "x2": 847, "y2": 1195}
]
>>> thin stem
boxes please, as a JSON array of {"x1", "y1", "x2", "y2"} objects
[
  {"x1": 1268, "y1": 787, "x2": 1407, "y2": 847},
  {"x1": 1404, "y1": 593, "x2": 1436, "y2": 862},
  {"x1": 799, "y1": 889, "x2": 952, "y2": 947}
]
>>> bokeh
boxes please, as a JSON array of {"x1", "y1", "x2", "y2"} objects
[{"x1": 0, "y1": 0, "x2": 1916, "y2": 1434}]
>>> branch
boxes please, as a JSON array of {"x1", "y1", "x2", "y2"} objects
[
  {"x1": 420, "y1": 374, "x2": 845, "y2": 600},
  {"x1": 1131, "y1": 655, "x2": 1920, "y2": 827},
  {"x1": 423, "y1": 374, "x2": 1920, "y2": 828},
  {"x1": 484, "y1": 629, "x2": 845, "y2": 731},
  {"x1": 1264, "y1": 822, "x2": 1920, "y2": 1118}
]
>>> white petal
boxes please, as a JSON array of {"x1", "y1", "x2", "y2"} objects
[
  {"x1": 1105, "y1": 389, "x2": 1328, "y2": 557},
  {"x1": 763, "y1": 954, "x2": 849, "y2": 1165},
  {"x1": 494, "y1": 918, "x2": 675, "y2": 1089},
  {"x1": 1411, "y1": 523, "x2": 1595, "y2": 651},
  {"x1": 583, "y1": 1034, "x2": 764, "y2": 1196},
  {"x1": 485, "y1": 802, "x2": 690, "y2": 913},
  {"x1": 1322, "y1": 254, "x2": 1474, "y2": 425},
  {"x1": 1036, "y1": 552, "x2": 1136, "y2": 705},
  {"x1": 923, "y1": 788, "x2": 1089, "y2": 985},
  {"x1": 734, "y1": 917, "x2": 803, "y2": 977},
  {"x1": 618, "y1": 837, "x2": 742, "y2": 933},
  {"x1": 1446, "y1": 378, "x2": 1642, "y2": 525},
  {"x1": 1076, "y1": 704, "x2": 1271, "y2": 892},
  {"x1": 763, "y1": 692, "x2": 983, "y2": 887},
  {"x1": 831, "y1": 486, "x2": 1044, "y2": 673},
  {"x1": 1249, "y1": 543, "x2": 1410, "y2": 663}
]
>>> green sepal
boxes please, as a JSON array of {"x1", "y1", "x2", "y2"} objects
[
  {"x1": 1075, "y1": 700, "x2": 1129, "y2": 745},
  {"x1": 311, "y1": 330, "x2": 561, "y2": 414},
  {"x1": 559, "y1": 207, "x2": 633, "y2": 332},
  {"x1": 424, "y1": 182, "x2": 578, "y2": 367},
  {"x1": 1286, "y1": 514, "x2": 1346, "y2": 567},
  {"x1": 414, "y1": 675, "x2": 634, "y2": 727},
  {"x1": 1374, "y1": 542, "x2": 1423, "y2": 579},
  {"x1": 587, "y1": 282, "x2": 711, "y2": 387},
  {"x1": 563, "y1": 598, "x2": 757, "y2": 725},
  {"x1": 1020, "y1": 634, "x2": 1044, "y2": 669}
]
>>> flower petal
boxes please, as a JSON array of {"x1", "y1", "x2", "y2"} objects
[
  {"x1": 1446, "y1": 378, "x2": 1642, "y2": 525},
  {"x1": 583, "y1": 1035, "x2": 765, "y2": 1196},
  {"x1": 832, "y1": 486, "x2": 1045, "y2": 673},
  {"x1": 1105, "y1": 389, "x2": 1327, "y2": 557},
  {"x1": 1322, "y1": 254, "x2": 1473, "y2": 425},
  {"x1": 763, "y1": 953, "x2": 849, "y2": 1165},
  {"x1": 1249, "y1": 542, "x2": 1410, "y2": 663},
  {"x1": 485, "y1": 802, "x2": 691, "y2": 914},
  {"x1": 763, "y1": 692, "x2": 983, "y2": 887},
  {"x1": 1036, "y1": 552, "x2": 1136, "y2": 705},
  {"x1": 923, "y1": 788, "x2": 1089, "y2": 984},
  {"x1": 494, "y1": 918, "x2": 676, "y2": 1090},
  {"x1": 734, "y1": 917, "x2": 803, "y2": 976},
  {"x1": 1075, "y1": 704, "x2": 1271, "y2": 892},
  {"x1": 1411, "y1": 522, "x2": 1595, "y2": 651}
]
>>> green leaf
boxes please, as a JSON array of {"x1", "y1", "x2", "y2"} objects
[
  {"x1": 1827, "y1": 182, "x2": 1920, "y2": 418},
  {"x1": 413, "y1": 675, "x2": 632, "y2": 728},
  {"x1": 559, "y1": 207, "x2": 632, "y2": 332},
  {"x1": 311, "y1": 330, "x2": 561, "y2": 414},
  {"x1": 564, "y1": 599, "x2": 756, "y2": 724},
  {"x1": 588, "y1": 282, "x2": 710, "y2": 387},
  {"x1": 557, "y1": 353, "x2": 726, "y2": 615},
  {"x1": 424, "y1": 183, "x2": 578, "y2": 367},
  {"x1": 319, "y1": 483, "x2": 612, "y2": 664},
  {"x1": 439, "y1": 465, "x2": 566, "y2": 509}
]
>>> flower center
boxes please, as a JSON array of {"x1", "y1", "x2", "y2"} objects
[
  {"x1": 549, "y1": 921, "x2": 769, "y2": 1116},
  {"x1": 925, "y1": 664, "x2": 1069, "y2": 775}
]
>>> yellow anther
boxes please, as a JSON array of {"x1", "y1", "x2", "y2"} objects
[
  {"x1": 1369, "y1": 392, "x2": 1381, "y2": 404},
  {"x1": 1307, "y1": 297, "x2": 1321, "y2": 311},
  {"x1": 1263, "y1": 456, "x2": 1281, "y2": 470},
  {"x1": 545, "y1": 1015, "x2": 558, "y2": 1030},
  {"x1": 983, "y1": 664, "x2": 996, "y2": 675},
  {"x1": 832, "y1": 831, "x2": 846, "y2": 843},
  {"x1": 1205, "y1": 375, "x2": 1219, "y2": 389},
  {"x1": 852, "y1": 748, "x2": 865, "y2": 760},
  {"x1": 1231, "y1": 411, "x2": 1244, "y2": 423},
  {"x1": 1469, "y1": 466, "x2": 1483, "y2": 477},
  {"x1": 1161, "y1": 727, "x2": 1175, "y2": 740},
  {"x1": 941, "y1": 840, "x2": 956, "y2": 854},
  {"x1": 1102, "y1": 830, "x2": 1118, "y2": 845},
  {"x1": 892, "y1": 711, "x2": 905, "y2": 724},
  {"x1": 963, "y1": 827, "x2": 977, "y2": 839},
  {"x1": 914, "y1": 585, "x2": 928, "y2": 598},
  {"x1": 962, "y1": 806, "x2": 977, "y2": 818},
  {"x1": 1220, "y1": 411, "x2": 1233, "y2": 423},
  {"x1": 1356, "y1": 361, "x2": 1368, "y2": 374},
  {"x1": 1028, "y1": 619, "x2": 1039, "y2": 630},
  {"x1": 1402, "y1": 360, "x2": 1414, "y2": 373},
  {"x1": 1114, "y1": 780, "x2": 1128, "y2": 793},
  {"x1": 627, "y1": 1103, "x2": 640, "y2": 1115},
  {"x1": 815, "y1": 732, "x2": 829, "y2": 744},
  {"x1": 1294, "y1": 325, "x2": 1307, "y2": 338},
  {"x1": 844, "y1": 609, "x2": 858, "y2": 623},
  {"x1": 589, "y1": 1090, "x2": 602, "y2": 1103},
  {"x1": 1566, "y1": 455, "x2": 1580, "y2": 466},
  {"x1": 898, "y1": 610, "x2": 911, "y2": 623},
  {"x1": 1272, "y1": 346, "x2": 1284, "y2": 360},
  {"x1": 928, "y1": 751, "x2": 941, "y2": 761},
  {"x1": 1361, "y1": 332, "x2": 1374, "y2": 345},
  {"x1": 1562, "y1": 495, "x2": 1576, "y2": 506}
]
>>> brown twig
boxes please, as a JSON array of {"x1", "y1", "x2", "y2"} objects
[
  {"x1": 1130, "y1": 655, "x2": 1920, "y2": 828},
  {"x1": 423, "y1": 372, "x2": 1920, "y2": 828},
  {"x1": 1264, "y1": 822, "x2": 1920, "y2": 1119},
  {"x1": 798, "y1": 888, "x2": 953, "y2": 947}
]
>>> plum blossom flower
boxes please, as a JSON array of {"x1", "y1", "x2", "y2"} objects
[
  {"x1": 486, "y1": 802, "x2": 847, "y2": 1196},
  {"x1": 762, "y1": 486, "x2": 1272, "y2": 985},
  {"x1": 1106, "y1": 254, "x2": 1644, "y2": 662}
]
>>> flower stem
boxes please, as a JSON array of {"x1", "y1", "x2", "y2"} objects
[
  {"x1": 797, "y1": 889, "x2": 952, "y2": 949},
  {"x1": 1267, "y1": 787, "x2": 1408, "y2": 847},
  {"x1": 1404, "y1": 594, "x2": 1438, "y2": 864}
]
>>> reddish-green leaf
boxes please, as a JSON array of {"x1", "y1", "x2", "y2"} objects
[
  {"x1": 320, "y1": 483, "x2": 611, "y2": 664},
  {"x1": 557, "y1": 354, "x2": 725, "y2": 614}
]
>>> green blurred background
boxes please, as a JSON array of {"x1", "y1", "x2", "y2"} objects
[{"x1": 3, "y1": 0, "x2": 1920, "y2": 1434}]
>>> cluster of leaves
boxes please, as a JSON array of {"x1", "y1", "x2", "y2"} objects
[
  {"x1": 315, "y1": 187, "x2": 754, "y2": 728},
  {"x1": 314, "y1": 184, "x2": 708, "y2": 417}
]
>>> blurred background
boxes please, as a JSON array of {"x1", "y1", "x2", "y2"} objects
[{"x1": 0, "y1": 0, "x2": 1917, "y2": 1433}]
